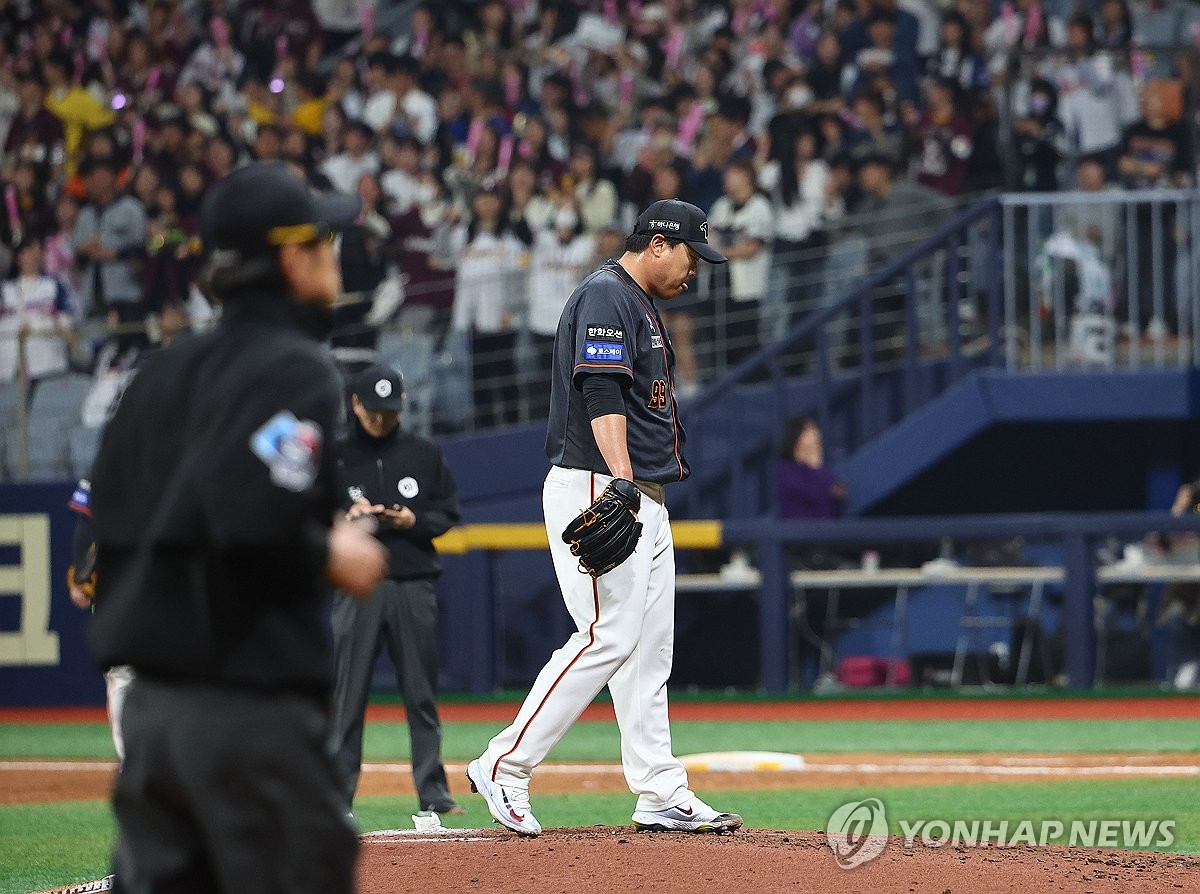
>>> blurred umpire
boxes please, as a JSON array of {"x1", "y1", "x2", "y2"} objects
[
  {"x1": 87, "y1": 162, "x2": 388, "y2": 894},
  {"x1": 329, "y1": 363, "x2": 464, "y2": 816}
]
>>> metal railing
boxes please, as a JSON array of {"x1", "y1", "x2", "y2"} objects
[
  {"x1": 1000, "y1": 189, "x2": 1200, "y2": 370},
  {"x1": 678, "y1": 197, "x2": 1005, "y2": 518},
  {"x1": 723, "y1": 511, "x2": 1200, "y2": 693},
  {"x1": 434, "y1": 511, "x2": 1200, "y2": 693}
]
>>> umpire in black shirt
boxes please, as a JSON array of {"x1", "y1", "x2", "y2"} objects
[
  {"x1": 87, "y1": 162, "x2": 388, "y2": 894},
  {"x1": 330, "y1": 363, "x2": 464, "y2": 816}
]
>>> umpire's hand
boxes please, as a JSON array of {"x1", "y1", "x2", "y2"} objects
[{"x1": 327, "y1": 518, "x2": 388, "y2": 598}]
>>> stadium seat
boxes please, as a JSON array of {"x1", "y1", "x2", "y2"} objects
[{"x1": 30, "y1": 373, "x2": 93, "y2": 422}]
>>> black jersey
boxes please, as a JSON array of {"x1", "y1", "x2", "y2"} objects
[
  {"x1": 545, "y1": 260, "x2": 689, "y2": 484},
  {"x1": 87, "y1": 295, "x2": 343, "y2": 699}
]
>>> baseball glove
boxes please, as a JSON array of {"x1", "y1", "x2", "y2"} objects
[
  {"x1": 68, "y1": 542, "x2": 98, "y2": 602},
  {"x1": 562, "y1": 478, "x2": 643, "y2": 578}
]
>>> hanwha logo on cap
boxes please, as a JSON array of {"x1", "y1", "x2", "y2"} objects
[{"x1": 375, "y1": 379, "x2": 392, "y2": 398}]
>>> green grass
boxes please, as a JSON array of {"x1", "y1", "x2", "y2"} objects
[
  {"x1": 4, "y1": 712, "x2": 1200, "y2": 891},
  {"x1": 1, "y1": 800, "x2": 114, "y2": 894},
  {"x1": 7, "y1": 780, "x2": 1200, "y2": 893},
  {"x1": 6, "y1": 717, "x2": 1200, "y2": 762}
]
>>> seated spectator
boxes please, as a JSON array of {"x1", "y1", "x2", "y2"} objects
[
  {"x1": 777, "y1": 415, "x2": 847, "y2": 520},
  {"x1": 0, "y1": 237, "x2": 74, "y2": 385}
]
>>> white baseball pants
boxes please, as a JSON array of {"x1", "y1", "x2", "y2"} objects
[
  {"x1": 106, "y1": 664, "x2": 135, "y2": 765},
  {"x1": 480, "y1": 466, "x2": 693, "y2": 812}
]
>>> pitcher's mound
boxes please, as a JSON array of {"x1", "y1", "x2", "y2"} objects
[{"x1": 358, "y1": 827, "x2": 1200, "y2": 893}]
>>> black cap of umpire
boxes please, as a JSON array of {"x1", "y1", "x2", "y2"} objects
[
  {"x1": 634, "y1": 198, "x2": 727, "y2": 264},
  {"x1": 350, "y1": 363, "x2": 405, "y2": 412},
  {"x1": 201, "y1": 162, "x2": 359, "y2": 294}
]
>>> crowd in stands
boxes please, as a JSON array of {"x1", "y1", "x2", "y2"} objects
[{"x1": 0, "y1": 0, "x2": 1197, "y2": 433}]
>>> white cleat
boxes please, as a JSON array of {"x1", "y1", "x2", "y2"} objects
[
  {"x1": 632, "y1": 796, "x2": 743, "y2": 833},
  {"x1": 466, "y1": 759, "x2": 542, "y2": 837}
]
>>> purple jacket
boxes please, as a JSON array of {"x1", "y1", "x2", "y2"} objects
[{"x1": 776, "y1": 460, "x2": 844, "y2": 519}]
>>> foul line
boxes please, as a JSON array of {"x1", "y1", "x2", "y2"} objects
[{"x1": 4, "y1": 758, "x2": 1200, "y2": 779}]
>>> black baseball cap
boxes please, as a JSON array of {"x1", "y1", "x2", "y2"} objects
[
  {"x1": 634, "y1": 199, "x2": 727, "y2": 264},
  {"x1": 351, "y1": 363, "x2": 405, "y2": 412},
  {"x1": 201, "y1": 161, "x2": 360, "y2": 260}
]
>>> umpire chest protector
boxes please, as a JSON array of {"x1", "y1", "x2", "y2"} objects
[{"x1": 545, "y1": 261, "x2": 690, "y2": 485}]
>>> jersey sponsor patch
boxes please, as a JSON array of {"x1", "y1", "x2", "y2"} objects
[
  {"x1": 651, "y1": 335, "x2": 664, "y2": 348},
  {"x1": 584, "y1": 341, "x2": 625, "y2": 362},
  {"x1": 68, "y1": 478, "x2": 92, "y2": 515},
  {"x1": 585, "y1": 324, "x2": 624, "y2": 342},
  {"x1": 250, "y1": 411, "x2": 323, "y2": 493},
  {"x1": 71, "y1": 479, "x2": 91, "y2": 507}
]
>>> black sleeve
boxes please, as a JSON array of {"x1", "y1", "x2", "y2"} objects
[
  {"x1": 67, "y1": 477, "x2": 97, "y2": 581},
  {"x1": 408, "y1": 446, "x2": 462, "y2": 540},
  {"x1": 197, "y1": 352, "x2": 341, "y2": 591},
  {"x1": 581, "y1": 372, "x2": 627, "y2": 420},
  {"x1": 71, "y1": 512, "x2": 96, "y2": 581}
]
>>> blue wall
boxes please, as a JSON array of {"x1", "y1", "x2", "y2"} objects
[{"x1": 0, "y1": 483, "x2": 106, "y2": 706}]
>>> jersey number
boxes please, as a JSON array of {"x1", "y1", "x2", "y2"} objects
[{"x1": 647, "y1": 379, "x2": 669, "y2": 410}]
